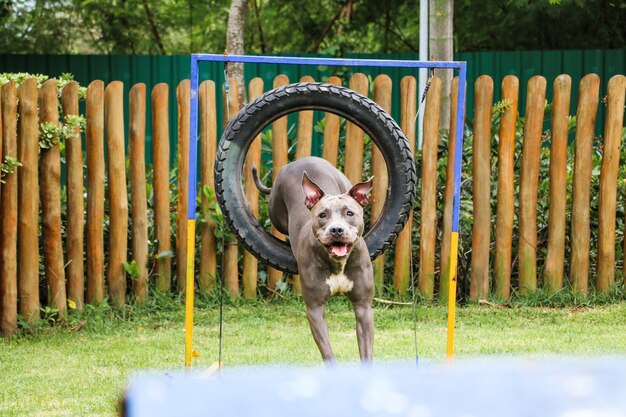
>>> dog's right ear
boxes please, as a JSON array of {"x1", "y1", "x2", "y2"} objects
[{"x1": 302, "y1": 172, "x2": 325, "y2": 210}]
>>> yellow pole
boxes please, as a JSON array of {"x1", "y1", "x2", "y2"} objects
[
  {"x1": 446, "y1": 231, "x2": 459, "y2": 362},
  {"x1": 184, "y1": 219, "x2": 197, "y2": 368}
]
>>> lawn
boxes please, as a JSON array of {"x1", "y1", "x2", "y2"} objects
[{"x1": 1, "y1": 298, "x2": 626, "y2": 417}]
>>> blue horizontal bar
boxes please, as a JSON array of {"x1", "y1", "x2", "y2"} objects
[{"x1": 192, "y1": 54, "x2": 465, "y2": 70}]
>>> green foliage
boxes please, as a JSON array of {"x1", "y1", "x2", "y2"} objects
[
  {"x1": 0, "y1": 72, "x2": 48, "y2": 86},
  {"x1": 0, "y1": 155, "x2": 21, "y2": 183},
  {"x1": 0, "y1": 72, "x2": 88, "y2": 151},
  {"x1": 154, "y1": 250, "x2": 174, "y2": 261},
  {"x1": 455, "y1": 0, "x2": 626, "y2": 50},
  {"x1": 123, "y1": 260, "x2": 142, "y2": 282},
  {"x1": 58, "y1": 73, "x2": 87, "y2": 100},
  {"x1": 200, "y1": 185, "x2": 236, "y2": 244},
  {"x1": 492, "y1": 99, "x2": 513, "y2": 118},
  {"x1": 39, "y1": 113, "x2": 86, "y2": 150},
  {"x1": 62, "y1": 114, "x2": 87, "y2": 139},
  {"x1": 38, "y1": 122, "x2": 61, "y2": 149},
  {"x1": 1, "y1": 0, "x2": 624, "y2": 54},
  {"x1": 40, "y1": 306, "x2": 59, "y2": 325}
]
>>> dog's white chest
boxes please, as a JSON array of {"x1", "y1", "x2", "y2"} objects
[{"x1": 326, "y1": 272, "x2": 354, "y2": 295}]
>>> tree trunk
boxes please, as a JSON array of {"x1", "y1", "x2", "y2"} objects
[
  {"x1": 429, "y1": 0, "x2": 453, "y2": 130},
  {"x1": 226, "y1": 0, "x2": 247, "y2": 107}
]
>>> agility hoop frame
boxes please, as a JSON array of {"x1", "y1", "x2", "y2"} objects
[{"x1": 186, "y1": 54, "x2": 467, "y2": 367}]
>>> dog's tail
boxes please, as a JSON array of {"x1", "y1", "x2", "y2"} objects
[{"x1": 251, "y1": 165, "x2": 272, "y2": 195}]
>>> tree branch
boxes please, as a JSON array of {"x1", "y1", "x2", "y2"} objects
[
  {"x1": 141, "y1": 0, "x2": 166, "y2": 54},
  {"x1": 252, "y1": 0, "x2": 265, "y2": 54},
  {"x1": 310, "y1": 3, "x2": 345, "y2": 53}
]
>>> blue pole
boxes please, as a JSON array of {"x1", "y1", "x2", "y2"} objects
[
  {"x1": 451, "y1": 63, "x2": 467, "y2": 232},
  {"x1": 188, "y1": 55, "x2": 200, "y2": 220},
  {"x1": 191, "y1": 53, "x2": 465, "y2": 69},
  {"x1": 445, "y1": 62, "x2": 467, "y2": 360},
  {"x1": 184, "y1": 55, "x2": 200, "y2": 367}
]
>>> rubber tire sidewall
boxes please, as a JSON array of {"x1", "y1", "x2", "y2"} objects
[{"x1": 215, "y1": 82, "x2": 416, "y2": 274}]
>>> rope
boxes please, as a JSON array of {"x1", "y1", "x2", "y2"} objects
[
  {"x1": 224, "y1": 63, "x2": 231, "y2": 122},
  {"x1": 411, "y1": 68, "x2": 435, "y2": 136}
]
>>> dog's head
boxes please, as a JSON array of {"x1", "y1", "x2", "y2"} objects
[{"x1": 302, "y1": 172, "x2": 373, "y2": 260}]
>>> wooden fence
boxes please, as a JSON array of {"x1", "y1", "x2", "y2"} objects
[{"x1": 0, "y1": 72, "x2": 625, "y2": 336}]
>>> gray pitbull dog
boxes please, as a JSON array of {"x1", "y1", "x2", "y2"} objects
[{"x1": 253, "y1": 156, "x2": 375, "y2": 363}]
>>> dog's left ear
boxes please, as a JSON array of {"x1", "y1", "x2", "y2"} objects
[
  {"x1": 348, "y1": 176, "x2": 374, "y2": 207},
  {"x1": 302, "y1": 172, "x2": 326, "y2": 210}
]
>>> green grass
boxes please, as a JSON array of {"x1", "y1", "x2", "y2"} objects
[{"x1": 1, "y1": 298, "x2": 626, "y2": 417}]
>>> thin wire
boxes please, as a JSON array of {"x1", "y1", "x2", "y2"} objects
[
  {"x1": 217, "y1": 62, "x2": 230, "y2": 376},
  {"x1": 410, "y1": 215, "x2": 419, "y2": 366},
  {"x1": 218, "y1": 233, "x2": 224, "y2": 375}
]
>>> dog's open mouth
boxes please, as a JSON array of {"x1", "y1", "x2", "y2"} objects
[{"x1": 327, "y1": 242, "x2": 353, "y2": 258}]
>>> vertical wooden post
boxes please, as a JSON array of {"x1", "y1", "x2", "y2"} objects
[
  {"x1": 470, "y1": 75, "x2": 493, "y2": 301},
  {"x1": 62, "y1": 81, "x2": 85, "y2": 310},
  {"x1": 371, "y1": 75, "x2": 392, "y2": 292},
  {"x1": 129, "y1": 83, "x2": 149, "y2": 302},
  {"x1": 199, "y1": 80, "x2": 218, "y2": 292},
  {"x1": 86, "y1": 81, "x2": 105, "y2": 304},
  {"x1": 1, "y1": 81, "x2": 18, "y2": 335},
  {"x1": 0, "y1": 85, "x2": 2, "y2": 209},
  {"x1": 296, "y1": 75, "x2": 315, "y2": 159},
  {"x1": 176, "y1": 80, "x2": 191, "y2": 293},
  {"x1": 105, "y1": 81, "x2": 128, "y2": 308},
  {"x1": 152, "y1": 83, "x2": 172, "y2": 293},
  {"x1": 242, "y1": 77, "x2": 264, "y2": 299},
  {"x1": 518, "y1": 76, "x2": 547, "y2": 295},
  {"x1": 439, "y1": 77, "x2": 462, "y2": 303},
  {"x1": 17, "y1": 78, "x2": 40, "y2": 322},
  {"x1": 544, "y1": 75, "x2": 571, "y2": 293},
  {"x1": 223, "y1": 78, "x2": 241, "y2": 298},
  {"x1": 268, "y1": 74, "x2": 289, "y2": 290},
  {"x1": 419, "y1": 76, "x2": 441, "y2": 299},
  {"x1": 322, "y1": 76, "x2": 342, "y2": 166},
  {"x1": 39, "y1": 79, "x2": 67, "y2": 317},
  {"x1": 596, "y1": 75, "x2": 626, "y2": 293},
  {"x1": 493, "y1": 76, "x2": 519, "y2": 300},
  {"x1": 290, "y1": 75, "x2": 316, "y2": 294},
  {"x1": 570, "y1": 74, "x2": 600, "y2": 294},
  {"x1": 344, "y1": 73, "x2": 369, "y2": 185},
  {"x1": 394, "y1": 76, "x2": 418, "y2": 296}
]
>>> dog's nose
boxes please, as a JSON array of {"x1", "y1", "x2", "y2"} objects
[{"x1": 330, "y1": 226, "x2": 344, "y2": 236}]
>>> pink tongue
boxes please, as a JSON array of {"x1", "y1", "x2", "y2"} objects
[{"x1": 330, "y1": 244, "x2": 348, "y2": 257}]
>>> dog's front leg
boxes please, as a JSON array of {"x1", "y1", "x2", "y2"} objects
[
  {"x1": 353, "y1": 301, "x2": 374, "y2": 363},
  {"x1": 305, "y1": 303, "x2": 336, "y2": 364}
]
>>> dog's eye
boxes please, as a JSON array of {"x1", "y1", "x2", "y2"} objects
[
  {"x1": 319, "y1": 212, "x2": 327, "y2": 218},
  {"x1": 346, "y1": 210, "x2": 354, "y2": 217}
]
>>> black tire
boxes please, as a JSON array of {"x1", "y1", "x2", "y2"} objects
[{"x1": 215, "y1": 82, "x2": 416, "y2": 274}]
